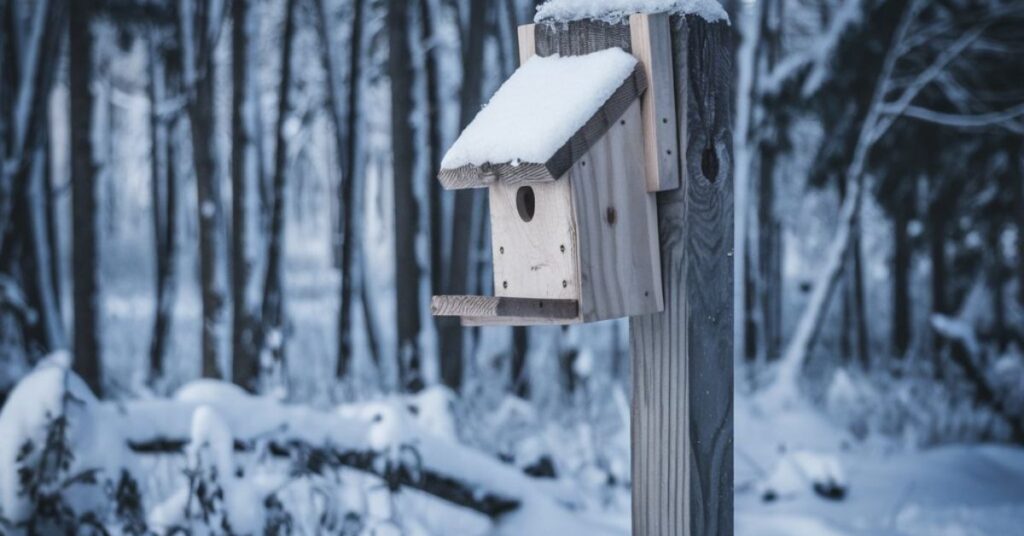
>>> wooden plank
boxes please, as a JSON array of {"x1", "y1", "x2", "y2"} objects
[
  {"x1": 569, "y1": 100, "x2": 663, "y2": 322},
  {"x1": 517, "y1": 23, "x2": 536, "y2": 63},
  {"x1": 630, "y1": 15, "x2": 733, "y2": 536},
  {"x1": 546, "y1": 65, "x2": 647, "y2": 181},
  {"x1": 630, "y1": 13, "x2": 682, "y2": 192},
  {"x1": 431, "y1": 295, "x2": 578, "y2": 321},
  {"x1": 438, "y1": 162, "x2": 555, "y2": 190},
  {"x1": 490, "y1": 178, "x2": 580, "y2": 301},
  {"x1": 485, "y1": 176, "x2": 577, "y2": 301},
  {"x1": 535, "y1": 19, "x2": 632, "y2": 57}
]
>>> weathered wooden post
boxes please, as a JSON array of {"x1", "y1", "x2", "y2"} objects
[{"x1": 431, "y1": 4, "x2": 733, "y2": 534}]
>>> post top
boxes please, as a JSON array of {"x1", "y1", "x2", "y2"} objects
[{"x1": 534, "y1": 0, "x2": 729, "y2": 25}]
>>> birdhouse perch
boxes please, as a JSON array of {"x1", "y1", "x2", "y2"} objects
[{"x1": 431, "y1": 14, "x2": 680, "y2": 326}]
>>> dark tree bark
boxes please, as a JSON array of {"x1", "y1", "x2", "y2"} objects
[
  {"x1": 927, "y1": 179, "x2": 949, "y2": 356},
  {"x1": 421, "y1": 0, "x2": 445, "y2": 299},
  {"x1": 510, "y1": 325, "x2": 528, "y2": 399},
  {"x1": 70, "y1": 0, "x2": 102, "y2": 394},
  {"x1": 147, "y1": 41, "x2": 179, "y2": 384},
  {"x1": 180, "y1": 0, "x2": 228, "y2": 379},
  {"x1": 388, "y1": 0, "x2": 423, "y2": 392},
  {"x1": 231, "y1": 0, "x2": 259, "y2": 391},
  {"x1": 315, "y1": 0, "x2": 364, "y2": 380},
  {"x1": 261, "y1": 0, "x2": 299, "y2": 367},
  {"x1": 437, "y1": 0, "x2": 487, "y2": 392},
  {"x1": 1016, "y1": 145, "x2": 1024, "y2": 308},
  {"x1": 891, "y1": 191, "x2": 911, "y2": 358},
  {"x1": 851, "y1": 224, "x2": 870, "y2": 368}
]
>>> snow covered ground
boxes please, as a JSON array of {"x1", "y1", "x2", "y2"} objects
[{"x1": 736, "y1": 396, "x2": 1024, "y2": 536}]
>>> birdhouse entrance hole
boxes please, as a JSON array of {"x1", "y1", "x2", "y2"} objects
[{"x1": 515, "y1": 186, "x2": 535, "y2": 222}]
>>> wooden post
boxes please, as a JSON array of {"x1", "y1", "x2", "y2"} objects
[{"x1": 629, "y1": 15, "x2": 733, "y2": 536}]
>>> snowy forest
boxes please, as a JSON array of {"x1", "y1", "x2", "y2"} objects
[{"x1": 0, "y1": 0, "x2": 1022, "y2": 534}]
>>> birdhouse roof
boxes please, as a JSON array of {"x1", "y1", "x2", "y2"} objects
[{"x1": 439, "y1": 47, "x2": 646, "y2": 190}]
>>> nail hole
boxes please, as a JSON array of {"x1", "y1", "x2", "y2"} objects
[
  {"x1": 562, "y1": 280, "x2": 568, "y2": 288},
  {"x1": 499, "y1": 246, "x2": 504, "y2": 254},
  {"x1": 644, "y1": 291, "x2": 649, "y2": 297},
  {"x1": 538, "y1": 301, "x2": 543, "y2": 308},
  {"x1": 559, "y1": 244, "x2": 566, "y2": 253},
  {"x1": 667, "y1": 149, "x2": 672, "y2": 155},
  {"x1": 581, "y1": 160, "x2": 586, "y2": 167},
  {"x1": 515, "y1": 186, "x2": 535, "y2": 222},
  {"x1": 606, "y1": 206, "x2": 617, "y2": 225},
  {"x1": 503, "y1": 281, "x2": 508, "y2": 289},
  {"x1": 620, "y1": 119, "x2": 626, "y2": 125},
  {"x1": 662, "y1": 117, "x2": 668, "y2": 124},
  {"x1": 702, "y1": 144, "x2": 719, "y2": 182}
]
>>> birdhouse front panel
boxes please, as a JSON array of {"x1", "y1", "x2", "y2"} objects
[{"x1": 489, "y1": 179, "x2": 580, "y2": 303}]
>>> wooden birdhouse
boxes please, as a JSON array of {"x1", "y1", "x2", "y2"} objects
[{"x1": 431, "y1": 15, "x2": 680, "y2": 326}]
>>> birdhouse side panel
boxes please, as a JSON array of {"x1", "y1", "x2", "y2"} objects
[
  {"x1": 570, "y1": 100, "x2": 663, "y2": 321},
  {"x1": 489, "y1": 179, "x2": 581, "y2": 302}
]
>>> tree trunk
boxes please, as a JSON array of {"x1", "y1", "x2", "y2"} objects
[
  {"x1": 510, "y1": 326, "x2": 528, "y2": 398},
  {"x1": 147, "y1": 41, "x2": 177, "y2": 384},
  {"x1": 181, "y1": 0, "x2": 228, "y2": 379},
  {"x1": 231, "y1": 0, "x2": 259, "y2": 391},
  {"x1": 1016, "y1": 146, "x2": 1024, "y2": 308},
  {"x1": 389, "y1": 0, "x2": 423, "y2": 392},
  {"x1": 851, "y1": 222, "x2": 870, "y2": 368},
  {"x1": 24, "y1": 139, "x2": 65, "y2": 353},
  {"x1": 437, "y1": 0, "x2": 487, "y2": 392},
  {"x1": 260, "y1": 0, "x2": 299, "y2": 367},
  {"x1": 421, "y1": 0, "x2": 445, "y2": 299},
  {"x1": 927, "y1": 181, "x2": 948, "y2": 358},
  {"x1": 315, "y1": 0, "x2": 364, "y2": 380},
  {"x1": 891, "y1": 193, "x2": 911, "y2": 358},
  {"x1": 70, "y1": 0, "x2": 102, "y2": 395}
]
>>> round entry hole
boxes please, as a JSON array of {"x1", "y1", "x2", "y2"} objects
[{"x1": 516, "y1": 186, "x2": 536, "y2": 222}]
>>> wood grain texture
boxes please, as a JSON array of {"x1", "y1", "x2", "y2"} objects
[
  {"x1": 569, "y1": 100, "x2": 663, "y2": 322},
  {"x1": 517, "y1": 23, "x2": 536, "y2": 64},
  {"x1": 630, "y1": 15, "x2": 733, "y2": 536},
  {"x1": 490, "y1": 178, "x2": 580, "y2": 301},
  {"x1": 431, "y1": 295, "x2": 579, "y2": 324},
  {"x1": 535, "y1": 19, "x2": 632, "y2": 57},
  {"x1": 629, "y1": 13, "x2": 682, "y2": 192},
  {"x1": 438, "y1": 162, "x2": 555, "y2": 190}
]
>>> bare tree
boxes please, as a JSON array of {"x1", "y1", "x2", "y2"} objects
[
  {"x1": 231, "y1": 0, "x2": 259, "y2": 390},
  {"x1": 389, "y1": 0, "x2": 424, "y2": 392},
  {"x1": 147, "y1": 38, "x2": 180, "y2": 385},
  {"x1": 316, "y1": 0, "x2": 366, "y2": 380},
  {"x1": 69, "y1": 0, "x2": 102, "y2": 394},
  {"x1": 260, "y1": 0, "x2": 299, "y2": 367},
  {"x1": 179, "y1": 0, "x2": 228, "y2": 379}
]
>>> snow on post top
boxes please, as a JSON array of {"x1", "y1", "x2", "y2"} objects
[
  {"x1": 441, "y1": 48, "x2": 638, "y2": 170},
  {"x1": 534, "y1": 0, "x2": 729, "y2": 25}
]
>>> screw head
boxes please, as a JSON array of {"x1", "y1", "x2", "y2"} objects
[
  {"x1": 559, "y1": 244, "x2": 566, "y2": 253},
  {"x1": 499, "y1": 246, "x2": 504, "y2": 254},
  {"x1": 502, "y1": 281, "x2": 508, "y2": 289},
  {"x1": 562, "y1": 280, "x2": 568, "y2": 288}
]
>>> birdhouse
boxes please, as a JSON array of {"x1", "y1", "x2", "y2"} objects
[{"x1": 432, "y1": 15, "x2": 679, "y2": 326}]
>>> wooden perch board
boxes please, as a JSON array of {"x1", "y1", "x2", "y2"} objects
[{"x1": 431, "y1": 295, "x2": 579, "y2": 326}]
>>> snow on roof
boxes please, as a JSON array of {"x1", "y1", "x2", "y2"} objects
[
  {"x1": 535, "y1": 0, "x2": 729, "y2": 25},
  {"x1": 441, "y1": 48, "x2": 638, "y2": 170}
]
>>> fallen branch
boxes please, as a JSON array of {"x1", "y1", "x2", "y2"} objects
[{"x1": 127, "y1": 436, "x2": 520, "y2": 518}]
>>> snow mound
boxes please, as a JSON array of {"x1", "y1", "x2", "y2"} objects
[
  {"x1": 535, "y1": 0, "x2": 729, "y2": 25},
  {"x1": 441, "y1": 48, "x2": 638, "y2": 169}
]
